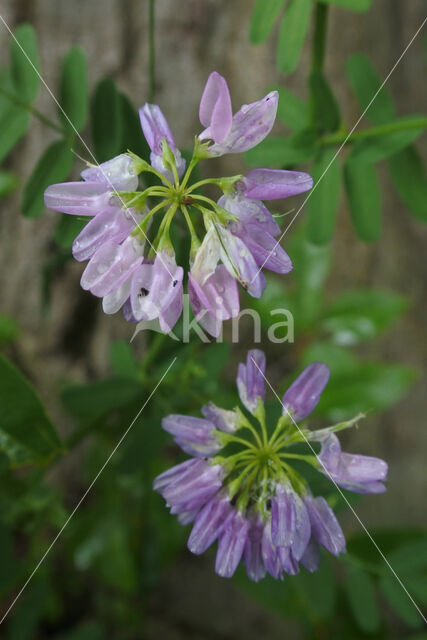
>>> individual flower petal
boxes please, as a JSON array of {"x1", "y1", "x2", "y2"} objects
[
  {"x1": 282, "y1": 362, "x2": 330, "y2": 421},
  {"x1": 102, "y1": 276, "x2": 132, "y2": 315},
  {"x1": 162, "y1": 461, "x2": 225, "y2": 513},
  {"x1": 317, "y1": 433, "x2": 388, "y2": 494},
  {"x1": 240, "y1": 169, "x2": 313, "y2": 201},
  {"x1": 162, "y1": 415, "x2": 221, "y2": 457},
  {"x1": 153, "y1": 458, "x2": 205, "y2": 493},
  {"x1": 244, "y1": 516, "x2": 267, "y2": 582},
  {"x1": 176, "y1": 509, "x2": 199, "y2": 526},
  {"x1": 236, "y1": 349, "x2": 266, "y2": 413},
  {"x1": 72, "y1": 208, "x2": 135, "y2": 262},
  {"x1": 201, "y1": 402, "x2": 238, "y2": 434},
  {"x1": 80, "y1": 154, "x2": 138, "y2": 191},
  {"x1": 139, "y1": 103, "x2": 185, "y2": 180},
  {"x1": 190, "y1": 226, "x2": 221, "y2": 286},
  {"x1": 80, "y1": 236, "x2": 143, "y2": 297},
  {"x1": 188, "y1": 264, "x2": 240, "y2": 338},
  {"x1": 278, "y1": 546, "x2": 299, "y2": 576},
  {"x1": 271, "y1": 484, "x2": 296, "y2": 548},
  {"x1": 158, "y1": 277, "x2": 183, "y2": 334},
  {"x1": 199, "y1": 71, "x2": 233, "y2": 144},
  {"x1": 187, "y1": 493, "x2": 234, "y2": 555},
  {"x1": 219, "y1": 194, "x2": 280, "y2": 237},
  {"x1": 206, "y1": 91, "x2": 278, "y2": 156},
  {"x1": 304, "y1": 496, "x2": 346, "y2": 557},
  {"x1": 130, "y1": 251, "x2": 184, "y2": 322},
  {"x1": 300, "y1": 537, "x2": 321, "y2": 572},
  {"x1": 44, "y1": 182, "x2": 112, "y2": 216},
  {"x1": 215, "y1": 510, "x2": 249, "y2": 578},
  {"x1": 217, "y1": 226, "x2": 265, "y2": 298},
  {"x1": 235, "y1": 224, "x2": 292, "y2": 274},
  {"x1": 291, "y1": 492, "x2": 311, "y2": 561},
  {"x1": 261, "y1": 519, "x2": 283, "y2": 580}
]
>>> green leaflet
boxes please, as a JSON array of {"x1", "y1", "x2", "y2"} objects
[
  {"x1": 277, "y1": 0, "x2": 312, "y2": 74},
  {"x1": 10, "y1": 23, "x2": 40, "y2": 102},
  {"x1": 0, "y1": 355, "x2": 62, "y2": 465},
  {"x1": 307, "y1": 148, "x2": 341, "y2": 245},
  {"x1": 58, "y1": 46, "x2": 88, "y2": 133},
  {"x1": 249, "y1": 0, "x2": 285, "y2": 44},
  {"x1": 344, "y1": 159, "x2": 381, "y2": 242}
]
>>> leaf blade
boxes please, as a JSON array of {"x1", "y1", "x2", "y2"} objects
[
  {"x1": 344, "y1": 159, "x2": 381, "y2": 242},
  {"x1": 277, "y1": 0, "x2": 312, "y2": 74},
  {"x1": 306, "y1": 148, "x2": 341, "y2": 245},
  {"x1": 58, "y1": 46, "x2": 88, "y2": 133}
]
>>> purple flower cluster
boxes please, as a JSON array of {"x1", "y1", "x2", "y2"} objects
[
  {"x1": 154, "y1": 350, "x2": 388, "y2": 580},
  {"x1": 44, "y1": 72, "x2": 313, "y2": 336}
]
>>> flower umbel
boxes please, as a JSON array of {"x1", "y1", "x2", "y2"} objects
[
  {"x1": 44, "y1": 72, "x2": 313, "y2": 336},
  {"x1": 154, "y1": 350, "x2": 388, "y2": 580}
]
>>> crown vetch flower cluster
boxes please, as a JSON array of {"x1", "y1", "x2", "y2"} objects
[
  {"x1": 154, "y1": 350, "x2": 388, "y2": 580},
  {"x1": 44, "y1": 72, "x2": 313, "y2": 336}
]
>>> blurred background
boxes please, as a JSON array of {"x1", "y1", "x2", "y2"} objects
[{"x1": 0, "y1": 0, "x2": 426, "y2": 638}]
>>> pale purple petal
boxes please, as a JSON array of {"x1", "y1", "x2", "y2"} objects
[
  {"x1": 162, "y1": 415, "x2": 218, "y2": 448},
  {"x1": 218, "y1": 226, "x2": 265, "y2": 298},
  {"x1": 44, "y1": 182, "x2": 111, "y2": 216},
  {"x1": 291, "y1": 492, "x2": 311, "y2": 561},
  {"x1": 304, "y1": 496, "x2": 346, "y2": 556},
  {"x1": 158, "y1": 277, "x2": 183, "y2": 333},
  {"x1": 72, "y1": 208, "x2": 134, "y2": 262},
  {"x1": 236, "y1": 224, "x2": 292, "y2": 274},
  {"x1": 316, "y1": 433, "x2": 388, "y2": 494},
  {"x1": 162, "y1": 462, "x2": 225, "y2": 513},
  {"x1": 130, "y1": 252, "x2": 184, "y2": 321},
  {"x1": 176, "y1": 509, "x2": 199, "y2": 526},
  {"x1": 282, "y1": 362, "x2": 330, "y2": 421},
  {"x1": 215, "y1": 511, "x2": 249, "y2": 578},
  {"x1": 278, "y1": 546, "x2": 299, "y2": 575},
  {"x1": 188, "y1": 494, "x2": 233, "y2": 555},
  {"x1": 80, "y1": 154, "x2": 138, "y2": 191},
  {"x1": 236, "y1": 349, "x2": 266, "y2": 413},
  {"x1": 219, "y1": 194, "x2": 280, "y2": 237},
  {"x1": 153, "y1": 458, "x2": 205, "y2": 493},
  {"x1": 139, "y1": 103, "x2": 185, "y2": 180},
  {"x1": 80, "y1": 237, "x2": 143, "y2": 297},
  {"x1": 301, "y1": 537, "x2": 321, "y2": 572},
  {"x1": 207, "y1": 91, "x2": 278, "y2": 156},
  {"x1": 244, "y1": 516, "x2": 267, "y2": 582},
  {"x1": 201, "y1": 402, "x2": 238, "y2": 434},
  {"x1": 199, "y1": 71, "x2": 233, "y2": 144},
  {"x1": 139, "y1": 103, "x2": 177, "y2": 155},
  {"x1": 271, "y1": 484, "x2": 296, "y2": 548},
  {"x1": 188, "y1": 265, "x2": 240, "y2": 338},
  {"x1": 240, "y1": 169, "x2": 313, "y2": 201},
  {"x1": 261, "y1": 519, "x2": 283, "y2": 579},
  {"x1": 102, "y1": 276, "x2": 132, "y2": 314}
]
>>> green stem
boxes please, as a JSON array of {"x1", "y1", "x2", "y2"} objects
[
  {"x1": 180, "y1": 204, "x2": 200, "y2": 256},
  {"x1": 148, "y1": 0, "x2": 156, "y2": 102},
  {"x1": 179, "y1": 155, "x2": 199, "y2": 191},
  {"x1": 321, "y1": 117, "x2": 427, "y2": 147},
  {"x1": 309, "y1": 3, "x2": 329, "y2": 126},
  {"x1": 0, "y1": 85, "x2": 66, "y2": 135},
  {"x1": 131, "y1": 198, "x2": 171, "y2": 237},
  {"x1": 311, "y1": 3, "x2": 328, "y2": 73},
  {"x1": 278, "y1": 452, "x2": 319, "y2": 468}
]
